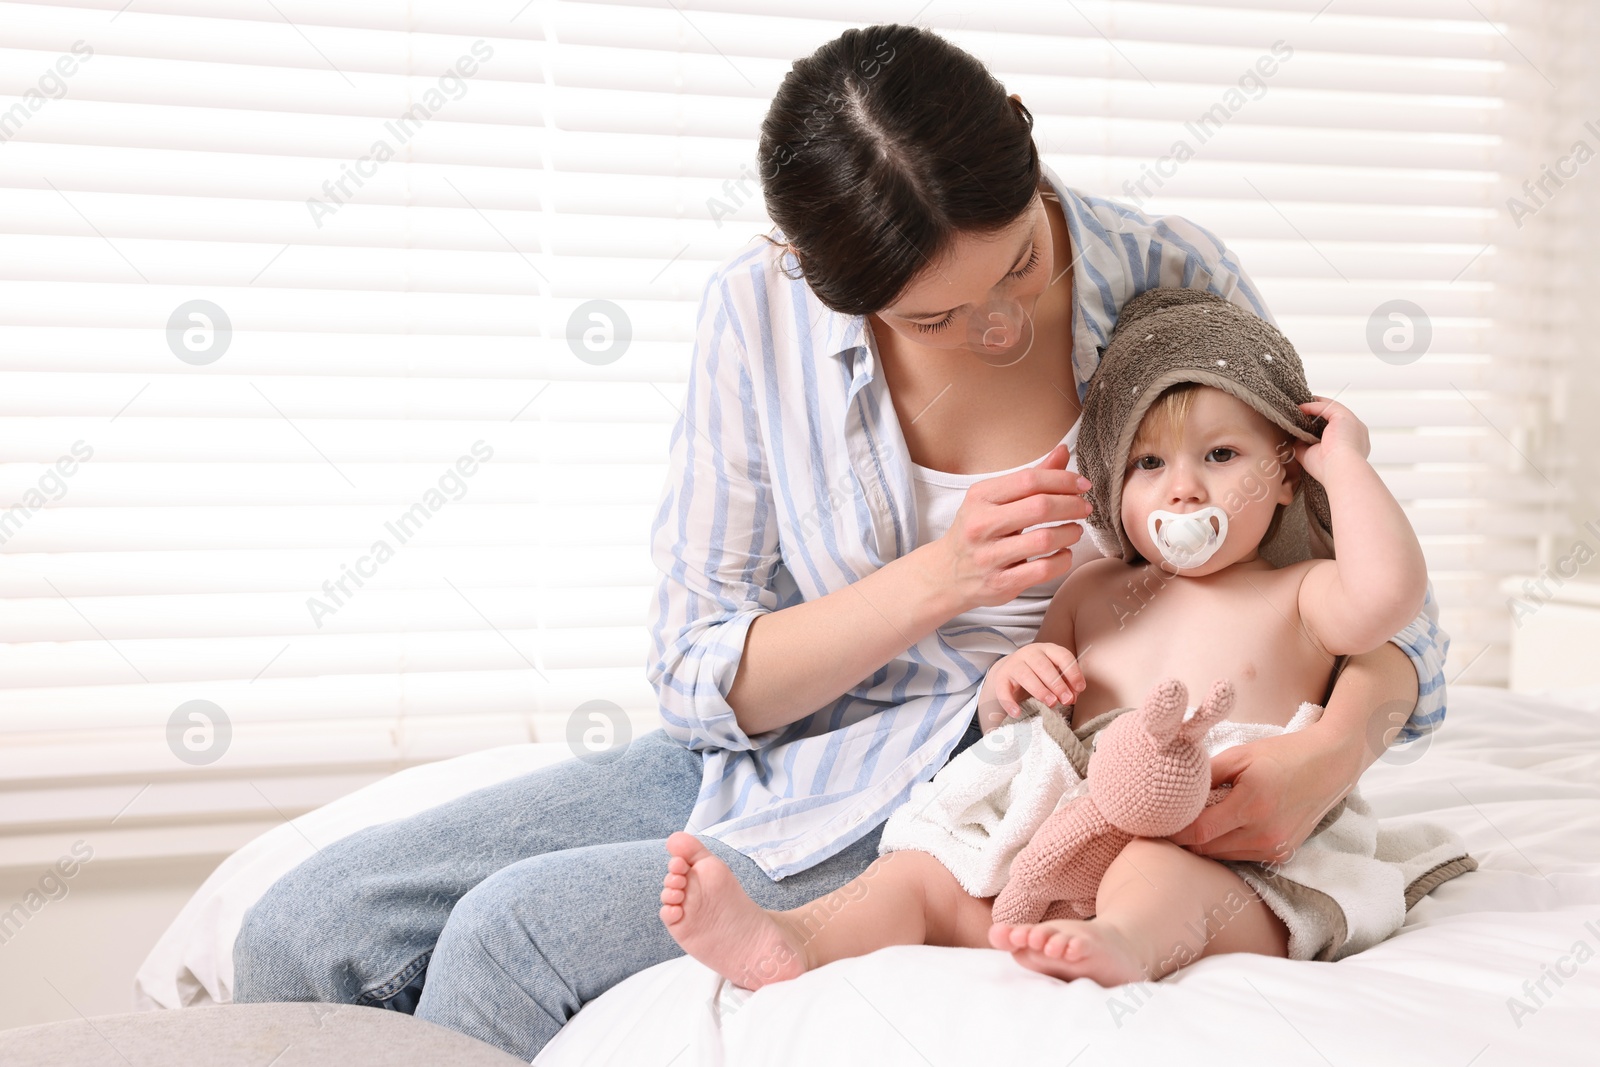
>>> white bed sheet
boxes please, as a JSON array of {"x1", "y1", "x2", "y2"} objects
[{"x1": 139, "y1": 685, "x2": 1600, "y2": 1065}]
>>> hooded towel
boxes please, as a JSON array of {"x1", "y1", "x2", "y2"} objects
[{"x1": 1075, "y1": 287, "x2": 1334, "y2": 568}]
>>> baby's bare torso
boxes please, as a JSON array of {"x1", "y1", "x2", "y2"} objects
[{"x1": 1060, "y1": 557, "x2": 1334, "y2": 729}]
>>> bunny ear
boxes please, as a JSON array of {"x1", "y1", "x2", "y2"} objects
[
  {"x1": 1137, "y1": 678, "x2": 1190, "y2": 739},
  {"x1": 1181, "y1": 680, "x2": 1236, "y2": 742}
]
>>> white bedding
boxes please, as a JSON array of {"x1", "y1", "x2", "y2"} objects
[{"x1": 139, "y1": 685, "x2": 1600, "y2": 1064}]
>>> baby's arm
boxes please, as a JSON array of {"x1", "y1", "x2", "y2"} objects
[
  {"x1": 1295, "y1": 397, "x2": 1429, "y2": 656},
  {"x1": 977, "y1": 559, "x2": 1104, "y2": 726}
]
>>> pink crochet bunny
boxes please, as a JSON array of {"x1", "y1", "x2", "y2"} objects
[{"x1": 991, "y1": 678, "x2": 1236, "y2": 925}]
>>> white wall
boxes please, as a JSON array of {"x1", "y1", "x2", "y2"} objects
[{"x1": 0, "y1": 857, "x2": 218, "y2": 1030}]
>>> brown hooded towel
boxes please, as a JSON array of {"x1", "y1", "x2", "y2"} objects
[{"x1": 1073, "y1": 286, "x2": 1335, "y2": 569}]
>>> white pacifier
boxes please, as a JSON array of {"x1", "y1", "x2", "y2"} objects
[{"x1": 1146, "y1": 506, "x2": 1229, "y2": 569}]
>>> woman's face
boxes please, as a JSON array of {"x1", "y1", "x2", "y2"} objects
[{"x1": 871, "y1": 190, "x2": 1056, "y2": 364}]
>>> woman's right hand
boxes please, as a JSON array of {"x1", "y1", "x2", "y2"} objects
[{"x1": 927, "y1": 443, "x2": 1093, "y2": 611}]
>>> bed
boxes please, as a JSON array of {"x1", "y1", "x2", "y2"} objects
[{"x1": 130, "y1": 683, "x2": 1600, "y2": 1065}]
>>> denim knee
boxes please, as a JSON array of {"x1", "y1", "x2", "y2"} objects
[
  {"x1": 415, "y1": 842, "x2": 680, "y2": 1058},
  {"x1": 420, "y1": 864, "x2": 570, "y2": 1008},
  {"x1": 233, "y1": 861, "x2": 339, "y2": 1003},
  {"x1": 233, "y1": 845, "x2": 428, "y2": 1008}
]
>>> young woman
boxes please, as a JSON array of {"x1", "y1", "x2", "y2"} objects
[{"x1": 232, "y1": 23, "x2": 1449, "y2": 1060}]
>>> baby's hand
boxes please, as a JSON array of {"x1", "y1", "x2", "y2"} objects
[
  {"x1": 989, "y1": 643, "x2": 1085, "y2": 719},
  {"x1": 1294, "y1": 395, "x2": 1369, "y2": 481}
]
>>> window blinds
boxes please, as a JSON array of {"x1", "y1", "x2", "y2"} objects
[{"x1": 0, "y1": 0, "x2": 1573, "y2": 862}]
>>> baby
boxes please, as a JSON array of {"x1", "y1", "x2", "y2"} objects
[{"x1": 657, "y1": 288, "x2": 1456, "y2": 989}]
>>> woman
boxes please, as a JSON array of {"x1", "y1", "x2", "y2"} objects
[{"x1": 233, "y1": 23, "x2": 1448, "y2": 1060}]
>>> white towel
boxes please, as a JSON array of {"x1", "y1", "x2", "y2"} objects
[
  {"x1": 879, "y1": 710, "x2": 1089, "y2": 899},
  {"x1": 1222, "y1": 790, "x2": 1478, "y2": 961},
  {"x1": 879, "y1": 700, "x2": 1476, "y2": 962},
  {"x1": 879, "y1": 702, "x2": 1321, "y2": 899}
]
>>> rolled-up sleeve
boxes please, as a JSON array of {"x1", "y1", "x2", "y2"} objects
[
  {"x1": 646, "y1": 273, "x2": 782, "y2": 753},
  {"x1": 1385, "y1": 578, "x2": 1450, "y2": 741}
]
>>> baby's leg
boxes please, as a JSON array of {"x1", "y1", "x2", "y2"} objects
[
  {"x1": 989, "y1": 837, "x2": 1287, "y2": 985},
  {"x1": 660, "y1": 832, "x2": 992, "y2": 990}
]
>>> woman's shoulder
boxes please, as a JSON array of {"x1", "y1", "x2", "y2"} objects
[
  {"x1": 698, "y1": 230, "x2": 863, "y2": 362},
  {"x1": 703, "y1": 230, "x2": 807, "y2": 304},
  {"x1": 708, "y1": 230, "x2": 788, "y2": 282},
  {"x1": 1056, "y1": 180, "x2": 1210, "y2": 244},
  {"x1": 1055, "y1": 180, "x2": 1238, "y2": 278}
]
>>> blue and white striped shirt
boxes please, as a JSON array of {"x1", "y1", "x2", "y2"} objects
[{"x1": 646, "y1": 162, "x2": 1450, "y2": 880}]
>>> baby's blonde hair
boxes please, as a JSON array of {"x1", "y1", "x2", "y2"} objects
[{"x1": 1129, "y1": 382, "x2": 1199, "y2": 456}]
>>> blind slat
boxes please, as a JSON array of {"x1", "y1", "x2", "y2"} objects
[{"x1": 0, "y1": 0, "x2": 1573, "y2": 779}]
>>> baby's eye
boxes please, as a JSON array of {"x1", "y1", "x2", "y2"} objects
[
  {"x1": 1206, "y1": 448, "x2": 1237, "y2": 463},
  {"x1": 1131, "y1": 455, "x2": 1163, "y2": 471}
]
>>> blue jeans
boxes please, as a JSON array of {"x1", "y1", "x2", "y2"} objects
[{"x1": 234, "y1": 715, "x2": 985, "y2": 1060}]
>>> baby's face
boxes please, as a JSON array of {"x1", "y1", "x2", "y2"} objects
[{"x1": 1120, "y1": 386, "x2": 1298, "y2": 576}]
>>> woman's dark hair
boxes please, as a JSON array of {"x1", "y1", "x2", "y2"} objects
[{"x1": 757, "y1": 24, "x2": 1042, "y2": 316}]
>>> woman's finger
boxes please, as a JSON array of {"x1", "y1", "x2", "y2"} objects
[
  {"x1": 1176, "y1": 825, "x2": 1287, "y2": 863},
  {"x1": 982, "y1": 492, "x2": 1093, "y2": 545},
  {"x1": 973, "y1": 459, "x2": 1091, "y2": 510},
  {"x1": 1166, "y1": 787, "x2": 1248, "y2": 849},
  {"x1": 1010, "y1": 543, "x2": 1078, "y2": 589},
  {"x1": 991, "y1": 520, "x2": 1085, "y2": 570}
]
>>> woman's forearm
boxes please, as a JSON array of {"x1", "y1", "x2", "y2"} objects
[
  {"x1": 725, "y1": 543, "x2": 968, "y2": 737},
  {"x1": 1314, "y1": 640, "x2": 1419, "y2": 794}
]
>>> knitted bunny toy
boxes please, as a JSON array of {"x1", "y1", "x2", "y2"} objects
[{"x1": 990, "y1": 678, "x2": 1237, "y2": 925}]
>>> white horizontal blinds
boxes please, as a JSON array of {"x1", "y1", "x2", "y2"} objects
[
  {"x1": 0, "y1": 0, "x2": 1570, "y2": 828},
  {"x1": 0, "y1": 0, "x2": 606, "y2": 808},
  {"x1": 1547, "y1": 6, "x2": 1600, "y2": 570}
]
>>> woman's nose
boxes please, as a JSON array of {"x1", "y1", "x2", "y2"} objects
[{"x1": 974, "y1": 297, "x2": 1026, "y2": 348}]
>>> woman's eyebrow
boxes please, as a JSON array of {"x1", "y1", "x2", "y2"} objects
[{"x1": 900, "y1": 233, "x2": 1035, "y2": 320}]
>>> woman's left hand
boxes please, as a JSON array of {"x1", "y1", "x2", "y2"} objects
[{"x1": 1164, "y1": 726, "x2": 1357, "y2": 864}]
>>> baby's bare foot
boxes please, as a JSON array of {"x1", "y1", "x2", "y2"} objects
[
  {"x1": 988, "y1": 918, "x2": 1149, "y2": 986},
  {"x1": 659, "y1": 831, "x2": 810, "y2": 990}
]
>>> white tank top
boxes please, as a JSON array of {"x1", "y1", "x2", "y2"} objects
[{"x1": 909, "y1": 418, "x2": 1098, "y2": 652}]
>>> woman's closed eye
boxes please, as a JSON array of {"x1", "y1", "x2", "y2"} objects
[
  {"x1": 1007, "y1": 245, "x2": 1039, "y2": 280},
  {"x1": 912, "y1": 310, "x2": 957, "y2": 334},
  {"x1": 909, "y1": 245, "x2": 1040, "y2": 334}
]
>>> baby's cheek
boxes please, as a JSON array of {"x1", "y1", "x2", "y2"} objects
[{"x1": 1121, "y1": 495, "x2": 1149, "y2": 554}]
